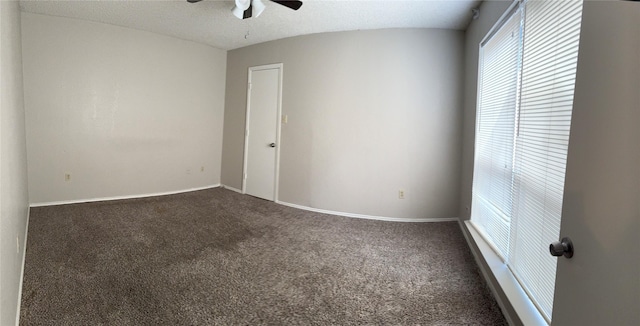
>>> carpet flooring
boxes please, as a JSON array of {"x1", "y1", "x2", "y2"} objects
[{"x1": 20, "y1": 187, "x2": 506, "y2": 325}]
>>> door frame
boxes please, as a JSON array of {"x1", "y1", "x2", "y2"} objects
[{"x1": 241, "y1": 63, "x2": 283, "y2": 201}]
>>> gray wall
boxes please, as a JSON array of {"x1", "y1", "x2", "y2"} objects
[
  {"x1": 0, "y1": 1, "x2": 30, "y2": 325},
  {"x1": 222, "y1": 29, "x2": 465, "y2": 219},
  {"x1": 21, "y1": 13, "x2": 227, "y2": 205},
  {"x1": 552, "y1": 1, "x2": 639, "y2": 324}
]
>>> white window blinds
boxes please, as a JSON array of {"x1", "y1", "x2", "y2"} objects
[
  {"x1": 471, "y1": 6, "x2": 522, "y2": 259},
  {"x1": 509, "y1": 0, "x2": 583, "y2": 320},
  {"x1": 471, "y1": 0, "x2": 583, "y2": 322}
]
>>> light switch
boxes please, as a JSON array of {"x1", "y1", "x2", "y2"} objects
[{"x1": 282, "y1": 114, "x2": 288, "y2": 124}]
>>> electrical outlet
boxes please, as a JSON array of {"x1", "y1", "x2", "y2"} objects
[
  {"x1": 186, "y1": 168, "x2": 191, "y2": 175},
  {"x1": 64, "y1": 173, "x2": 71, "y2": 181},
  {"x1": 399, "y1": 190, "x2": 405, "y2": 199}
]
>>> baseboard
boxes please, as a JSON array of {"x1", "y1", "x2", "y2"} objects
[
  {"x1": 16, "y1": 207, "x2": 30, "y2": 326},
  {"x1": 29, "y1": 184, "x2": 221, "y2": 207},
  {"x1": 275, "y1": 200, "x2": 458, "y2": 223},
  {"x1": 221, "y1": 184, "x2": 243, "y2": 194}
]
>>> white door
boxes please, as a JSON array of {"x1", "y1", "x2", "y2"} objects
[
  {"x1": 243, "y1": 64, "x2": 282, "y2": 201},
  {"x1": 551, "y1": 2, "x2": 639, "y2": 325}
]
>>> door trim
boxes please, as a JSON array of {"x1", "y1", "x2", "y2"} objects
[{"x1": 241, "y1": 63, "x2": 283, "y2": 201}]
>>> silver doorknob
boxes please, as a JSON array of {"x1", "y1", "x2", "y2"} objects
[
  {"x1": 550, "y1": 237, "x2": 574, "y2": 258},
  {"x1": 269, "y1": 143, "x2": 276, "y2": 148}
]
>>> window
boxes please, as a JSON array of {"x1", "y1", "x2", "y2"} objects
[{"x1": 471, "y1": 0, "x2": 583, "y2": 322}]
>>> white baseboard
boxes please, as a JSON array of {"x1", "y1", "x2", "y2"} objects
[
  {"x1": 275, "y1": 200, "x2": 458, "y2": 223},
  {"x1": 16, "y1": 207, "x2": 30, "y2": 326},
  {"x1": 29, "y1": 184, "x2": 221, "y2": 207},
  {"x1": 221, "y1": 184, "x2": 243, "y2": 194}
]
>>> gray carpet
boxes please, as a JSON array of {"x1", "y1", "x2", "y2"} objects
[{"x1": 20, "y1": 187, "x2": 506, "y2": 325}]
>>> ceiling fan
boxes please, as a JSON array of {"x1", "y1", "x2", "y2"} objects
[{"x1": 187, "y1": 0, "x2": 303, "y2": 20}]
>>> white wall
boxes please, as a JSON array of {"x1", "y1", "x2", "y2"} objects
[
  {"x1": 0, "y1": 1, "x2": 30, "y2": 325},
  {"x1": 222, "y1": 29, "x2": 465, "y2": 220},
  {"x1": 21, "y1": 13, "x2": 227, "y2": 205}
]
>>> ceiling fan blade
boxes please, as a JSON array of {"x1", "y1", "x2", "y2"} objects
[
  {"x1": 270, "y1": 0, "x2": 303, "y2": 11},
  {"x1": 186, "y1": 0, "x2": 203, "y2": 3},
  {"x1": 243, "y1": 4, "x2": 253, "y2": 19}
]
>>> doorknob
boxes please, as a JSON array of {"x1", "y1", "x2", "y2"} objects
[
  {"x1": 550, "y1": 237, "x2": 574, "y2": 258},
  {"x1": 269, "y1": 143, "x2": 276, "y2": 148}
]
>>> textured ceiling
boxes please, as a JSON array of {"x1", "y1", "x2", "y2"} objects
[{"x1": 19, "y1": 0, "x2": 482, "y2": 50}]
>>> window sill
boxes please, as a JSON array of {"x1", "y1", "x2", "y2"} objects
[{"x1": 462, "y1": 220, "x2": 548, "y2": 326}]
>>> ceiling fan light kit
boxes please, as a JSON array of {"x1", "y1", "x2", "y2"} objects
[
  {"x1": 235, "y1": 0, "x2": 251, "y2": 11},
  {"x1": 189, "y1": 0, "x2": 302, "y2": 20},
  {"x1": 252, "y1": 0, "x2": 266, "y2": 18},
  {"x1": 233, "y1": 0, "x2": 266, "y2": 19},
  {"x1": 231, "y1": 4, "x2": 248, "y2": 19}
]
